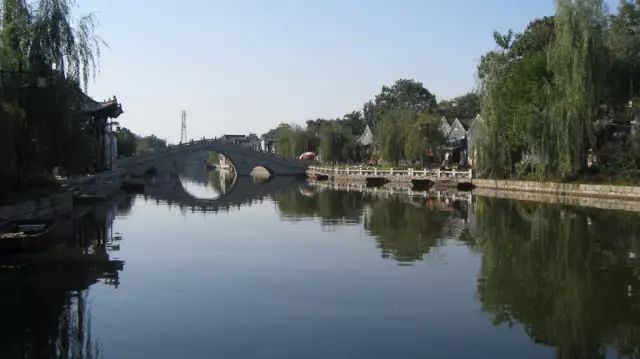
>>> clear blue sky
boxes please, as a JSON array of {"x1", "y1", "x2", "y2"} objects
[{"x1": 79, "y1": 0, "x2": 619, "y2": 143}]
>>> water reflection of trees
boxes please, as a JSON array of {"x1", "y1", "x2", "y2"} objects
[
  {"x1": 0, "y1": 198, "x2": 129, "y2": 358},
  {"x1": 364, "y1": 196, "x2": 455, "y2": 262},
  {"x1": 473, "y1": 197, "x2": 640, "y2": 358},
  {"x1": 276, "y1": 188, "x2": 470, "y2": 263},
  {"x1": 275, "y1": 189, "x2": 366, "y2": 226}
]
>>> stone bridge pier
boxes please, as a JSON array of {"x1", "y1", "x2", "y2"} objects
[{"x1": 115, "y1": 139, "x2": 310, "y2": 177}]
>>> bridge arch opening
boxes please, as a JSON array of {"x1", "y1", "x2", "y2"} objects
[
  {"x1": 251, "y1": 166, "x2": 273, "y2": 178},
  {"x1": 178, "y1": 161, "x2": 237, "y2": 199},
  {"x1": 179, "y1": 175, "x2": 222, "y2": 200}
]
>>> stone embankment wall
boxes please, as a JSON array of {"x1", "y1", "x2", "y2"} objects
[
  {"x1": 472, "y1": 179, "x2": 640, "y2": 211},
  {"x1": 0, "y1": 192, "x2": 73, "y2": 221},
  {"x1": 472, "y1": 179, "x2": 640, "y2": 200},
  {"x1": 65, "y1": 168, "x2": 126, "y2": 200}
]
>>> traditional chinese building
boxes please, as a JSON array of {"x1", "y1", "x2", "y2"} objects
[
  {"x1": 80, "y1": 93, "x2": 123, "y2": 171},
  {"x1": 439, "y1": 115, "x2": 482, "y2": 167}
]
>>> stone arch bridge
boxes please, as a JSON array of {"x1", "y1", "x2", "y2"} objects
[{"x1": 115, "y1": 139, "x2": 310, "y2": 177}]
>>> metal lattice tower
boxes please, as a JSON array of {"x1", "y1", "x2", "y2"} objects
[{"x1": 180, "y1": 110, "x2": 187, "y2": 143}]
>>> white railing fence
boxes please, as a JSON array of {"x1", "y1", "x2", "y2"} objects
[{"x1": 307, "y1": 165, "x2": 473, "y2": 179}]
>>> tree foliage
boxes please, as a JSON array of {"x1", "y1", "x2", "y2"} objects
[
  {"x1": 377, "y1": 108, "x2": 445, "y2": 166},
  {"x1": 272, "y1": 124, "x2": 319, "y2": 158},
  {"x1": 136, "y1": 135, "x2": 167, "y2": 155},
  {"x1": 478, "y1": 1, "x2": 618, "y2": 180},
  {"x1": 438, "y1": 92, "x2": 480, "y2": 119},
  {"x1": 318, "y1": 123, "x2": 354, "y2": 163},
  {"x1": 116, "y1": 127, "x2": 137, "y2": 157},
  {"x1": 0, "y1": 0, "x2": 106, "y2": 200},
  {"x1": 548, "y1": 0, "x2": 608, "y2": 178},
  {"x1": 366, "y1": 79, "x2": 438, "y2": 129}
]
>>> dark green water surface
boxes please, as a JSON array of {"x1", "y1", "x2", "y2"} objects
[{"x1": 1, "y1": 168, "x2": 639, "y2": 358}]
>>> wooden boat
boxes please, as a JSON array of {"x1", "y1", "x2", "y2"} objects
[{"x1": 0, "y1": 219, "x2": 64, "y2": 253}]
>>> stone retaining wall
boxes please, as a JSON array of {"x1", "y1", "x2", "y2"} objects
[
  {"x1": 0, "y1": 192, "x2": 73, "y2": 221},
  {"x1": 472, "y1": 179, "x2": 640, "y2": 201},
  {"x1": 65, "y1": 168, "x2": 126, "y2": 200},
  {"x1": 473, "y1": 187, "x2": 640, "y2": 212}
]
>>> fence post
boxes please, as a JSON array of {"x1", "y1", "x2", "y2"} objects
[
  {"x1": 452, "y1": 169, "x2": 457, "y2": 178},
  {"x1": 374, "y1": 168, "x2": 378, "y2": 176},
  {"x1": 468, "y1": 168, "x2": 473, "y2": 178},
  {"x1": 390, "y1": 168, "x2": 394, "y2": 176},
  {"x1": 347, "y1": 167, "x2": 350, "y2": 175}
]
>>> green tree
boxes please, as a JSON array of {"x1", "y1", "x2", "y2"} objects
[
  {"x1": 367, "y1": 79, "x2": 438, "y2": 129},
  {"x1": 609, "y1": 0, "x2": 640, "y2": 112},
  {"x1": 0, "y1": 0, "x2": 105, "y2": 198},
  {"x1": 377, "y1": 107, "x2": 414, "y2": 165},
  {"x1": 374, "y1": 79, "x2": 437, "y2": 114},
  {"x1": 318, "y1": 123, "x2": 354, "y2": 163},
  {"x1": 136, "y1": 135, "x2": 166, "y2": 154},
  {"x1": 438, "y1": 92, "x2": 481, "y2": 119},
  {"x1": 548, "y1": 0, "x2": 608, "y2": 178},
  {"x1": 273, "y1": 124, "x2": 319, "y2": 157},
  {"x1": 341, "y1": 110, "x2": 366, "y2": 135},
  {"x1": 116, "y1": 127, "x2": 137, "y2": 157},
  {"x1": 477, "y1": 17, "x2": 556, "y2": 179}
]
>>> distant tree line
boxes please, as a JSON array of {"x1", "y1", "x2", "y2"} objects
[
  {"x1": 116, "y1": 127, "x2": 167, "y2": 157},
  {"x1": 263, "y1": 79, "x2": 478, "y2": 165}
]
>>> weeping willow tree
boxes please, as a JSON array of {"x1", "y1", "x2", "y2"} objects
[
  {"x1": 0, "y1": 0, "x2": 105, "y2": 199},
  {"x1": 478, "y1": 1, "x2": 609, "y2": 180},
  {"x1": 477, "y1": 22, "x2": 553, "y2": 179},
  {"x1": 318, "y1": 123, "x2": 354, "y2": 163},
  {"x1": 547, "y1": 0, "x2": 608, "y2": 178},
  {"x1": 1, "y1": 0, "x2": 103, "y2": 88},
  {"x1": 477, "y1": 49, "x2": 523, "y2": 178}
]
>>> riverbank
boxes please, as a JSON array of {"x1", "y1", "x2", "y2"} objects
[
  {"x1": 472, "y1": 179, "x2": 640, "y2": 201},
  {"x1": 308, "y1": 164, "x2": 640, "y2": 201},
  {"x1": 0, "y1": 168, "x2": 126, "y2": 221},
  {"x1": 307, "y1": 165, "x2": 473, "y2": 188},
  {"x1": 0, "y1": 192, "x2": 73, "y2": 221}
]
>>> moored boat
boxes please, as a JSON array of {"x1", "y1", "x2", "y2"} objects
[{"x1": 0, "y1": 219, "x2": 67, "y2": 253}]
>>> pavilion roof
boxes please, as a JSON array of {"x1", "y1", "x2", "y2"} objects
[
  {"x1": 357, "y1": 124, "x2": 374, "y2": 146},
  {"x1": 80, "y1": 92, "x2": 123, "y2": 120}
]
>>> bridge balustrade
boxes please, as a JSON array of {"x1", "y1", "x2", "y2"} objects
[{"x1": 308, "y1": 165, "x2": 473, "y2": 180}]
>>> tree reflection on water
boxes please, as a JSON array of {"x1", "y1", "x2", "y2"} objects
[
  {"x1": 276, "y1": 188, "x2": 470, "y2": 262},
  {"x1": 0, "y1": 197, "x2": 130, "y2": 359},
  {"x1": 364, "y1": 195, "x2": 461, "y2": 262},
  {"x1": 3, "y1": 180, "x2": 640, "y2": 358},
  {"x1": 472, "y1": 197, "x2": 640, "y2": 358}
]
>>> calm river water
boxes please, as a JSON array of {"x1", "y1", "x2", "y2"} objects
[{"x1": 1, "y1": 166, "x2": 640, "y2": 359}]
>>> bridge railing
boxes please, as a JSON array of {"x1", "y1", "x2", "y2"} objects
[
  {"x1": 116, "y1": 138, "x2": 300, "y2": 162},
  {"x1": 307, "y1": 165, "x2": 473, "y2": 179},
  {"x1": 114, "y1": 138, "x2": 309, "y2": 172}
]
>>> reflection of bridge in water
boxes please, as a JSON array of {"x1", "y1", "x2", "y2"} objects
[{"x1": 142, "y1": 172, "x2": 306, "y2": 213}]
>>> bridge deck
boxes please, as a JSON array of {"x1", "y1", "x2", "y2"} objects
[{"x1": 115, "y1": 138, "x2": 309, "y2": 176}]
